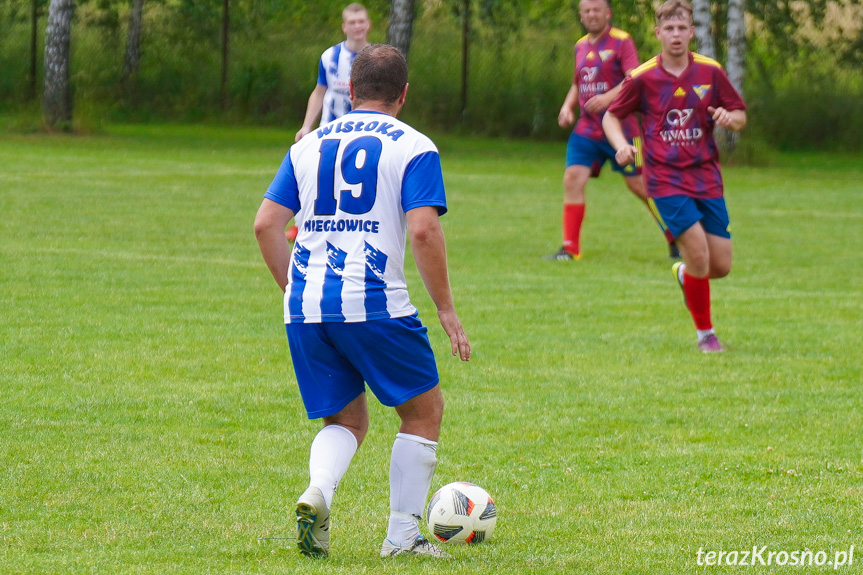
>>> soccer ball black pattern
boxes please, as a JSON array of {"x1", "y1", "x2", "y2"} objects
[{"x1": 426, "y1": 482, "x2": 497, "y2": 544}]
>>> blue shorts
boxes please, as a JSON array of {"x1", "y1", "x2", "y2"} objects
[
  {"x1": 648, "y1": 195, "x2": 731, "y2": 241},
  {"x1": 565, "y1": 132, "x2": 642, "y2": 177},
  {"x1": 286, "y1": 314, "x2": 440, "y2": 419}
]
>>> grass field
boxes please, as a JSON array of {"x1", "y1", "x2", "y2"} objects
[{"x1": 1, "y1": 125, "x2": 861, "y2": 574}]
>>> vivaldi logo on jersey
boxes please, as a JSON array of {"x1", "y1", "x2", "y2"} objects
[
  {"x1": 661, "y1": 108, "x2": 702, "y2": 144},
  {"x1": 580, "y1": 67, "x2": 609, "y2": 96},
  {"x1": 666, "y1": 108, "x2": 694, "y2": 126},
  {"x1": 581, "y1": 66, "x2": 599, "y2": 82}
]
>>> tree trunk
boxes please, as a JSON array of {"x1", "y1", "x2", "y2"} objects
[
  {"x1": 387, "y1": 0, "x2": 416, "y2": 61},
  {"x1": 122, "y1": 0, "x2": 144, "y2": 83},
  {"x1": 30, "y1": 0, "x2": 39, "y2": 100},
  {"x1": 220, "y1": 0, "x2": 229, "y2": 110},
  {"x1": 723, "y1": 0, "x2": 746, "y2": 151},
  {"x1": 43, "y1": 0, "x2": 74, "y2": 129},
  {"x1": 460, "y1": 0, "x2": 469, "y2": 119},
  {"x1": 692, "y1": 0, "x2": 716, "y2": 59},
  {"x1": 726, "y1": 0, "x2": 745, "y2": 95}
]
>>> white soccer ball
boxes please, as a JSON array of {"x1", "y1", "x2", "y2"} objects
[{"x1": 426, "y1": 482, "x2": 497, "y2": 544}]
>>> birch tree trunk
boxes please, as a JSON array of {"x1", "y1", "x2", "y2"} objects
[
  {"x1": 692, "y1": 0, "x2": 716, "y2": 59},
  {"x1": 723, "y1": 0, "x2": 746, "y2": 151},
  {"x1": 43, "y1": 0, "x2": 74, "y2": 129},
  {"x1": 122, "y1": 0, "x2": 144, "y2": 83},
  {"x1": 726, "y1": 0, "x2": 745, "y2": 94},
  {"x1": 387, "y1": 0, "x2": 416, "y2": 61}
]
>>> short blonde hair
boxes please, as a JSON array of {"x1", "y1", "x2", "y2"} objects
[
  {"x1": 655, "y1": 0, "x2": 693, "y2": 24},
  {"x1": 343, "y1": 3, "x2": 368, "y2": 20}
]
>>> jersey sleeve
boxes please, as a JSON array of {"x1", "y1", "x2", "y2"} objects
[
  {"x1": 401, "y1": 151, "x2": 448, "y2": 216},
  {"x1": 619, "y1": 36, "x2": 640, "y2": 73},
  {"x1": 316, "y1": 58, "x2": 327, "y2": 87},
  {"x1": 264, "y1": 149, "x2": 302, "y2": 213},
  {"x1": 607, "y1": 75, "x2": 641, "y2": 119},
  {"x1": 714, "y1": 67, "x2": 746, "y2": 111}
]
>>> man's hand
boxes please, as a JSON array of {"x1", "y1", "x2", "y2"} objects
[
  {"x1": 437, "y1": 308, "x2": 471, "y2": 361},
  {"x1": 614, "y1": 144, "x2": 637, "y2": 167},
  {"x1": 708, "y1": 106, "x2": 746, "y2": 131},
  {"x1": 583, "y1": 92, "x2": 612, "y2": 115}
]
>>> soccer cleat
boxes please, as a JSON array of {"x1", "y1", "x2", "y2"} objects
[
  {"x1": 672, "y1": 261, "x2": 688, "y2": 309},
  {"x1": 380, "y1": 536, "x2": 452, "y2": 558},
  {"x1": 668, "y1": 241, "x2": 682, "y2": 260},
  {"x1": 296, "y1": 486, "x2": 330, "y2": 558},
  {"x1": 697, "y1": 333, "x2": 725, "y2": 353},
  {"x1": 543, "y1": 247, "x2": 581, "y2": 261}
]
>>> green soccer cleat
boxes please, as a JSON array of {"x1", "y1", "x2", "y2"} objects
[{"x1": 296, "y1": 486, "x2": 330, "y2": 558}]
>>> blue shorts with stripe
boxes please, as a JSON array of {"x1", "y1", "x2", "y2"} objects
[
  {"x1": 648, "y1": 195, "x2": 731, "y2": 242},
  {"x1": 565, "y1": 132, "x2": 642, "y2": 177},
  {"x1": 286, "y1": 313, "x2": 439, "y2": 419}
]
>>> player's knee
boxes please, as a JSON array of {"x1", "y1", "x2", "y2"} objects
[
  {"x1": 563, "y1": 167, "x2": 585, "y2": 185},
  {"x1": 710, "y1": 262, "x2": 732, "y2": 279},
  {"x1": 684, "y1": 254, "x2": 711, "y2": 278},
  {"x1": 563, "y1": 178, "x2": 586, "y2": 203}
]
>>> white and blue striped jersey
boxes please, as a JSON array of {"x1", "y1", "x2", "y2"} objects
[
  {"x1": 265, "y1": 110, "x2": 447, "y2": 324},
  {"x1": 317, "y1": 42, "x2": 357, "y2": 125}
]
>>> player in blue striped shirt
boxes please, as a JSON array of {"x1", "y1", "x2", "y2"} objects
[
  {"x1": 295, "y1": 3, "x2": 371, "y2": 142},
  {"x1": 255, "y1": 45, "x2": 471, "y2": 559}
]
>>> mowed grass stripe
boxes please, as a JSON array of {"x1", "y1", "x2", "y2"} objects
[{"x1": 1, "y1": 125, "x2": 861, "y2": 574}]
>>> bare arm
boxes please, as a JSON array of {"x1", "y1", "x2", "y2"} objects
[
  {"x1": 295, "y1": 84, "x2": 328, "y2": 142},
  {"x1": 254, "y1": 198, "x2": 295, "y2": 292},
  {"x1": 583, "y1": 81, "x2": 624, "y2": 115},
  {"x1": 558, "y1": 83, "x2": 579, "y2": 128},
  {"x1": 708, "y1": 107, "x2": 747, "y2": 131},
  {"x1": 602, "y1": 110, "x2": 636, "y2": 167},
  {"x1": 406, "y1": 206, "x2": 471, "y2": 361}
]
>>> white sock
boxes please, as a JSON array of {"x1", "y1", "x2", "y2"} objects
[
  {"x1": 308, "y1": 424, "x2": 358, "y2": 508},
  {"x1": 697, "y1": 328, "x2": 715, "y2": 342},
  {"x1": 677, "y1": 263, "x2": 687, "y2": 284},
  {"x1": 386, "y1": 433, "x2": 438, "y2": 546}
]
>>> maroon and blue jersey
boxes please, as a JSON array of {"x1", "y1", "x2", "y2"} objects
[
  {"x1": 574, "y1": 27, "x2": 641, "y2": 142},
  {"x1": 607, "y1": 52, "x2": 746, "y2": 199}
]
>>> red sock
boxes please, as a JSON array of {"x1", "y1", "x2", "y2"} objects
[
  {"x1": 683, "y1": 272, "x2": 712, "y2": 330},
  {"x1": 562, "y1": 203, "x2": 585, "y2": 256}
]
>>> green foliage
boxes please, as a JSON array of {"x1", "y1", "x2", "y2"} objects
[
  {"x1": 2, "y1": 125, "x2": 862, "y2": 573},
  {"x1": 1, "y1": 0, "x2": 863, "y2": 148},
  {"x1": 746, "y1": 34, "x2": 863, "y2": 151}
]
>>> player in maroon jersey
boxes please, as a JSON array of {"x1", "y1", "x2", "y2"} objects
[
  {"x1": 602, "y1": 0, "x2": 746, "y2": 352},
  {"x1": 547, "y1": 0, "x2": 680, "y2": 261}
]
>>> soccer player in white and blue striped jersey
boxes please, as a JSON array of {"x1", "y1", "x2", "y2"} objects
[
  {"x1": 295, "y1": 4, "x2": 371, "y2": 143},
  {"x1": 255, "y1": 44, "x2": 470, "y2": 559}
]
